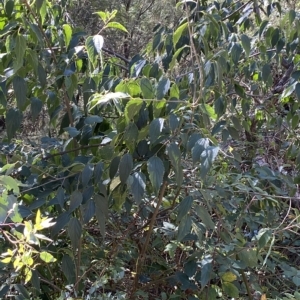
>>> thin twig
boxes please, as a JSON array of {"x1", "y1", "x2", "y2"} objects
[
  {"x1": 40, "y1": 276, "x2": 62, "y2": 292},
  {"x1": 102, "y1": 47, "x2": 130, "y2": 63},
  {"x1": 42, "y1": 143, "x2": 105, "y2": 160},
  {"x1": 221, "y1": 0, "x2": 253, "y2": 21},
  {"x1": 20, "y1": 173, "x2": 76, "y2": 194},
  {"x1": 132, "y1": 181, "x2": 168, "y2": 296}
]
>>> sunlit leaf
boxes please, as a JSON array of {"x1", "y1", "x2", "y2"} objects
[
  {"x1": 173, "y1": 22, "x2": 188, "y2": 47},
  {"x1": 40, "y1": 251, "x2": 57, "y2": 263},
  {"x1": 105, "y1": 22, "x2": 128, "y2": 33},
  {"x1": 63, "y1": 24, "x2": 72, "y2": 48}
]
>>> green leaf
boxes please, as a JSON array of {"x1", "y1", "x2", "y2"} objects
[
  {"x1": 262, "y1": 64, "x2": 271, "y2": 82},
  {"x1": 192, "y1": 138, "x2": 209, "y2": 164},
  {"x1": 156, "y1": 77, "x2": 170, "y2": 100},
  {"x1": 68, "y1": 217, "x2": 82, "y2": 250},
  {"x1": 256, "y1": 228, "x2": 272, "y2": 249},
  {"x1": 203, "y1": 104, "x2": 217, "y2": 120},
  {"x1": 131, "y1": 172, "x2": 146, "y2": 205},
  {"x1": 124, "y1": 122, "x2": 139, "y2": 153},
  {"x1": 119, "y1": 153, "x2": 133, "y2": 185},
  {"x1": 38, "y1": 63, "x2": 47, "y2": 88},
  {"x1": 1, "y1": 257, "x2": 12, "y2": 264},
  {"x1": 230, "y1": 43, "x2": 242, "y2": 65},
  {"x1": 40, "y1": 251, "x2": 57, "y2": 263},
  {"x1": 295, "y1": 83, "x2": 300, "y2": 101},
  {"x1": 239, "y1": 249, "x2": 257, "y2": 268},
  {"x1": 152, "y1": 33, "x2": 161, "y2": 51},
  {"x1": 234, "y1": 84, "x2": 245, "y2": 98},
  {"x1": 231, "y1": 116, "x2": 243, "y2": 131},
  {"x1": 88, "y1": 92, "x2": 129, "y2": 110},
  {"x1": 176, "y1": 272, "x2": 191, "y2": 290},
  {"x1": 36, "y1": 0, "x2": 47, "y2": 24},
  {"x1": 240, "y1": 34, "x2": 250, "y2": 57},
  {"x1": 93, "y1": 35, "x2": 104, "y2": 53},
  {"x1": 187, "y1": 133, "x2": 202, "y2": 151},
  {"x1": 147, "y1": 156, "x2": 164, "y2": 193},
  {"x1": 200, "y1": 257, "x2": 212, "y2": 287},
  {"x1": 5, "y1": 0, "x2": 14, "y2": 17},
  {"x1": 63, "y1": 24, "x2": 72, "y2": 48},
  {"x1": 94, "y1": 194, "x2": 108, "y2": 236},
  {"x1": 149, "y1": 118, "x2": 164, "y2": 145},
  {"x1": 82, "y1": 164, "x2": 93, "y2": 188},
  {"x1": 30, "y1": 97, "x2": 43, "y2": 122},
  {"x1": 173, "y1": 22, "x2": 188, "y2": 47},
  {"x1": 94, "y1": 162, "x2": 104, "y2": 183},
  {"x1": 115, "y1": 81, "x2": 141, "y2": 97},
  {"x1": 14, "y1": 34, "x2": 26, "y2": 71},
  {"x1": 153, "y1": 100, "x2": 166, "y2": 118},
  {"x1": 106, "y1": 22, "x2": 128, "y2": 33},
  {"x1": 62, "y1": 255, "x2": 76, "y2": 284},
  {"x1": 169, "y1": 113, "x2": 180, "y2": 132},
  {"x1": 167, "y1": 143, "x2": 183, "y2": 187},
  {"x1": 6, "y1": 108, "x2": 23, "y2": 141},
  {"x1": 281, "y1": 82, "x2": 297, "y2": 99},
  {"x1": 176, "y1": 196, "x2": 193, "y2": 221},
  {"x1": 222, "y1": 282, "x2": 239, "y2": 298},
  {"x1": 94, "y1": 11, "x2": 108, "y2": 22},
  {"x1": 169, "y1": 45, "x2": 188, "y2": 69},
  {"x1": 271, "y1": 28, "x2": 280, "y2": 47},
  {"x1": 133, "y1": 59, "x2": 147, "y2": 77},
  {"x1": 111, "y1": 185, "x2": 126, "y2": 211},
  {"x1": 184, "y1": 260, "x2": 197, "y2": 277},
  {"x1": 292, "y1": 115, "x2": 299, "y2": 130},
  {"x1": 51, "y1": 212, "x2": 71, "y2": 237},
  {"x1": 109, "y1": 156, "x2": 121, "y2": 179},
  {"x1": 85, "y1": 115, "x2": 103, "y2": 124},
  {"x1": 222, "y1": 272, "x2": 237, "y2": 282},
  {"x1": 69, "y1": 190, "x2": 82, "y2": 212},
  {"x1": 170, "y1": 83, "x2": 180, "y2": 99},
  {"x1": 0, "y1": 175, "x2": 19, "y2": 194},
  {"x1": 0, "y1": 195, "x2": 22, "y2": 223},
  {"x1": 227, "y1": 126, "x2": 240, "y2": 140},
  {"x1": 293, "y1": 275, "x2": 300, "y2": 287},
  {"x1": 64, "y1": 127, "x2": 80, "y2": 138},
  {"x1": 195, "y1": 205, "x2": 215, "y2": 230},
  {"x1": 140, "y1": 77, "x2": 154, "y2": 99},
  {"x1": 29, "y1": 23, "x2": 44, "y2": 45},
  {"x1": 214, "y1": 96, "x2": 226, "y2": 118},
  {"x1": 200, "y1": 146, "x2": 219, "y2": 179},
  {"x1": 289, "y1": 10, "x2": 296, "y2": 24},
  {"x1": 15, "y1": 285, "x2": 30, "y2": 299},
  {"x1": 259, "y1": 20, "x2": 269, "y2": 38},
  {"x1": 82, "y1": 198, "x2": 95, "y2": 224},
  {"x1": 125, "y1": 99, "x2": 143, "y2": 123},
  {"x1": 85, "y1": 35, "x2": 104, "y2": 67},
  {"x1": 13, "y1": 76, "x2": 27, "y2": 110},
  {"x1": 31, "y1": 270, "x2": 40, "y2": 291},
  {"x1": 177, "y1": 215, "x2": 192, "y2": 241}
]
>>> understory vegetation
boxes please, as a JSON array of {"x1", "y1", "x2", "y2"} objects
[{"x1": 1, "y1": 0, "x2": 300, "y2": 299}]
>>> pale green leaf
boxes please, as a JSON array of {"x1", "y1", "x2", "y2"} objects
[
  {"x1": 40, "y1": 251, "x2": 57, "y2": 263},
  {"x1": 173, "y1": 22, "x2": 188, "y2": 47},
  {"x1": 105, "y1": 22, "x2": 128, "y2": 33}
]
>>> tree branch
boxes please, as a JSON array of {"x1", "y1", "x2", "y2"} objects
[
  {"x1": 221, "y1": 0, "x2": 253, "y2": 21},
  {"x1": 42, "y1": 143, "x2": 107, "y2": 160},
  {"x1": 102, "y1": 47, "x2": 130, "y2": 64},
  {"x1": 132, "y1": 181, "x2": 168, "y2": 296}
]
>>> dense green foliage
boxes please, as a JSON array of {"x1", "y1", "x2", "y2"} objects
[{"x1": 1, "y1": 0, "x2": 300, "y2": 299}]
